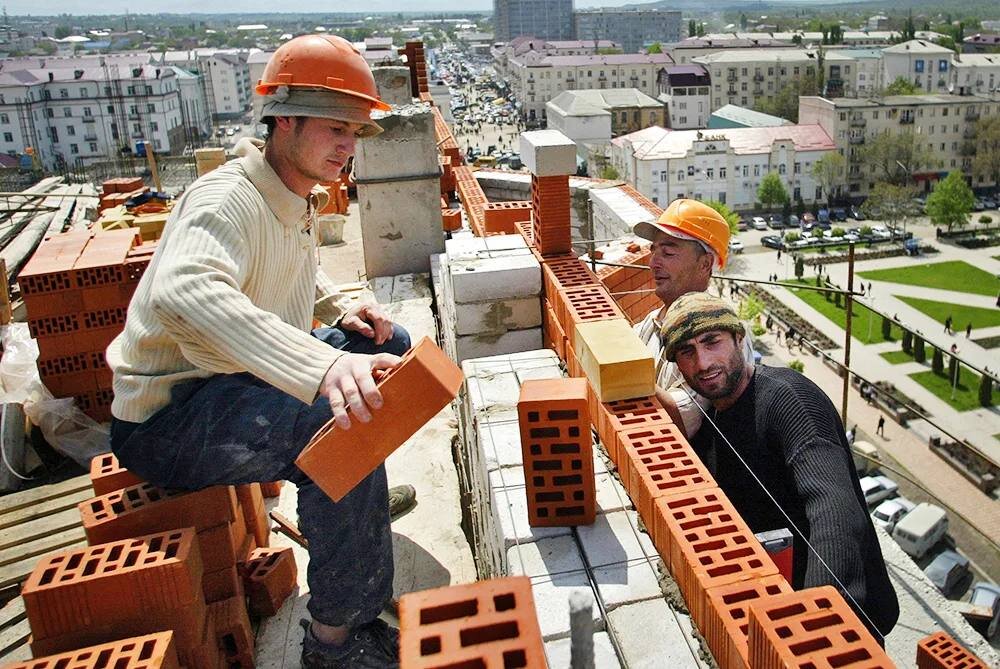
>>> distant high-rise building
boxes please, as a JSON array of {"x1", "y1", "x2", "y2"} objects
[
  {"x1": 574, "y1": 9, "x2": 683, "y2": 53},
  {"x1": 494, "y1": 0, "x2": 574, "y2": 42}
]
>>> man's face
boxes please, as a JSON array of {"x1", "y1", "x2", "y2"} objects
[
  {"x1": 279, "y1": 116, "x2": 364, "y2": 182},
  {"x1": 673, "y1": 330, "x2": 746, "y2": 401},
  {"x1": 648, "y1": 230, "x2": 713, "y2": 307}
]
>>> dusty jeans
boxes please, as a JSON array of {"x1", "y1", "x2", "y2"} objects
[{"x1": 110, "y1": 324, "x2": 411, "y2": 629}]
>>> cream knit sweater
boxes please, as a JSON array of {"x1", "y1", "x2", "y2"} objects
[{"x1": 107, "y1": 138, "x2": 348, "y2": 423}]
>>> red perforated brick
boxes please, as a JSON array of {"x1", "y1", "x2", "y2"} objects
[
  {"x1": 22, "y1": 529, "x2": 203, "y2": 642},
  {"x1": 747, "y1": 586, "x2": 893, "y2": 669},
  {"x1": 89, "y1": 452, "x2": 144, "y2": 495},
  {"x1": 620, "y1": 423, "x2": 715, "y2": 526},
  {"x1": 917, "y1": 631, "x2": 989, "y2": 669},
  {"x1": 542, "y1": 299, "x2": 566, "y2": 361},
  {"x1": 483, "y1": 201, "x2": 532, "y2": 235},
  {"x1": 203, "y1": 565, "x2": 243, "y2": 604},
  {"x1": 654, "y1": 488, "x2": 777, "y2": 630},
  {"x1": 554, "y1": 284, "x2": 626, "y2": 342},
  {"x1": 596, "y1": 396, "x2": 673, "y2": 466},
  {"x1": 207, "y1": 595, "x2": 255, "y2": 668},
  {"x1": 703, "y1": 574, "x2": 792, "y2": 669},
  {"x1": 541, "y1": 255, "x2": 600, "y2": 300},
  {"x1": 236, "y1": 483, "x2": 270, "y2": 548},
  {"x1": 78, "y1": 482, "x2": 239, "y2": 546},
  {"x1": 297, "y1": 337, "x2": 464, "y2": 503},
  {"x1": 399, "y1": 576, "x2": 546, "y2": 669},
  {"x1": 243, "y1": 546, "x2": 298, "y2": 617},
  {"x1": 8, "y1": 631, "x2": 181, "y2": 669},
  {"x1": 517, "y1": 378, "x2": 595, "y2": 527},
  {"x1": 198, "y1": 514, "x2": 250, "y2": 572},
  {"x1": 531, "y1": 175, "x2": 571, "y2": 256}
]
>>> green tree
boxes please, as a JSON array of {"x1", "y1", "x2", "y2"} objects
[
  {"x1": 739, "y1": 293, "x2": 765, "y2": 322},
  {"x1": 971, "y1": 116, "x2": 1000, "y2": 193},
  {"x1": 740, "y1": 13, "x2": 748, "y2": 31},
  {"x1": 914, "y1": 335, "x2": 926, "y2": 363},
  {"x1": 902, "y1": 330, "x2": 913, "y2": 354},
  {"x1": 811, "y1": 152, "x2": 845, "y2": 207},
  {"x1": 949, "y1": 355, "x2": 960, "y2": 385},
  {"x1": 862, "y1": 182, "x2": 917, "y2": 233},
  {"x1": 932, "y1": 347, "x2": 944, "y2": 374},
  {"x1": 600, "y1": 164, "x2": 620, "y2": 180},
  {"x1": 646, "y1": 42, "x2": 662, "y2": 54},
  {"x1": 795, "y1": 256, "x2": 805, "y2": 279},
  {"x1": 881, "y1": 316, "x2": 891, "y2": 340},
  {"x1": 54, "y1": 25, "x2": 72, "y2": 39},
  {"x1": 882, "y1": 76, "x2": 922, "y2": 96},
  {"x1": 757, "y1": 172, "x2": 789, "y2": 213},
  {"x1": 689, "y1": 19, "x2": 697, "y2": 37},
  {"x1": 704, "y1": 200, "x2": 740, "y2": 235},
  {"x1": 789, "y1": 360, "x2": 805, "y2": 373},
  {"x1": 926, "y1": 171, "x2": 975, "y2": 231},
  {"x1": 860, "y1": 131, "x2": 932, "y2": 185},
  {"x1": 979, "y1": 375, "x2": 993, "y2": 407}
]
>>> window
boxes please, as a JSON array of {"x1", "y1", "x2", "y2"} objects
[
  {"x1": 742, "y1": 165, "x2": 749, "y2": 177},
  {"x1": 88, "y1": 142, "x2": 97, "y2": 152},
  {"x1": 70, "y1": 143, "x2": 78, "y2": 154},
  {"x1": 147, "y1": 103, "x2": 155, "y2": 113},
  {"x1": 79, "y1": 87, "x2": 87, "y2": 97},
  {"x1": 706, "y1": 168, "x2": 714, "y2": 179},
  {"x1": 0, "y1": 113, "x2": 6, "y2": 124},
  {"x1": 687, "y1": 165, "x2": 695, "y2": 176},
  {"x1": 45, "y1": 108, "x2": 54, "y2": 118},
  {"x1": 2, "y1": 133, "x2": 11, "y2": 142},
  {"x1": 67, "y1": 126, "x2": 75, "y2": 136},
  {"x1": 938, "y1": 60, "x2": 948, "y2": 72},
  {"x1": 660, "y1": 171, "x2": 668, "y2": 182},
  {"x1": 873, "y1": 111, "x2": 879, "y2": 119},
  {"x1": 754, "y1": 165, "x2": 760, "y2": 177},
  {"x1": 84, "y1": 107, "x2": 92, "y2": 117},
  {"x1": 107, "y1": 105, "x2": 114, "y2": 114},
  {"x1": 720, "y1": 167, "x2": 726, "y2": 178},
  {"x1": 151, "y1": 121, "x2": 159, "y2": 132},
  {"x1": 778, "y1": 164, "x2": 786, "y2": 175},
  {"x1": 815, "y1": 186, "x2": 822, "y2": 199},
  {"x1": 719, "y1": 192, "x2": 726, "y2": 204},
  {"x1": 915, "y1": 60, "x2": 925, "y2": 73},
  {"x1": 63, "y1": 108, "x2": 72, "y2": 117},
  {"x1": 677, "y1": 171, "x2": 684, "y2": 181}
]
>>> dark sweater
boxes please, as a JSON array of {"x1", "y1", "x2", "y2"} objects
[{"x1": 691, "y1": 365, "x2": 899, "y2": 638}]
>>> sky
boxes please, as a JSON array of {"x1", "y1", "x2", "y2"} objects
[{"x1": 8, "y1": 0, "x2": 647, "y2": 16}]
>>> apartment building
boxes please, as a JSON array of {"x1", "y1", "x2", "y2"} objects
[
  {"x1": 655, "y1": 65, "x2": 711, "y2": 130},
  {"x1": 825, "y1": 49, "x2": 884, "y2": 98},
  {"x1": 798, "y1": 94, "x2": 1000, "y2": 198},
  {"x1": 665, "y1": 36, "x2": 797, "y2": 65},
  {"x1": 157, "y1": 49, "x2": 252, "y2": 120},
  {"x1": 574, "y1": 9, "x2": 682, "y2": 53},
  {"x1": 952, "y1": 54, "x2": 1000, "y2": 96},
  {"x1": 693, "y1": 49, "x2": 820, "y2": 112},
  {"x1": 546, "y1": 88, "x2": 665, "y2": 139},
  {"x1": 507, "y1": 52, "x2": 673, "y2": 122},
  {"x1": 493, "y1": 38, "x2": 619, "y2": 79},
  {"x1": 493, "y1": 0, "x2": 574, "y2": 42},
  {"x1": 0, "y1": 62, "x2": 186, "y2": 170},
  {"x1": 609, "y1": 124, "x2": 836, "y2": 210},
  {"x1": 881, "y1": 40, "x2": 955, "y2": 94}
]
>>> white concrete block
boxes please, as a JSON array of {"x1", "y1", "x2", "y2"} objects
[
  {"x1": 456, "y1": 328, "x2": 543, "y2": 363},
  {"x1": 545, "y1": 631, "x2": 622, "y2": 669},
  {"x1": 449, "y1": 252, "x2": 541, "y2": 303},
  {"x1": 478, "y1": 418, "x2": 523, "y2": 471},
  {"x1": 461, "y1": 348, "x2": 561, "y2": 378},
  {"x1": 464, "y1": 369, "x2": 521, "y2": 410},
  {"x1": 445, "y1": 232, "x2": 527, "y2": 259},
  {"x1": 595, "y1": 470, "x2": 632, "y2": 515},
  {"x1": 591, "y1": 559, "x2": 664, "y2": 611},
  {"x1": 606, "y1": 598, "x2": 708, "y2": 669},
  {"x1": 576, "y1": 511, "x2": 657, "y2": 569},
  {"x1": 454, "y1": 296, "x2": 542, "y2": 335},
  {"x1": 521, "y1": 129, "x2": 578, "y2": 177},
  {"x1": 507, "y1": 535, "x2": 601, "y2": 641},
  {"x1": 490, "y1": 466, "x2": 571, "y2": 549}
]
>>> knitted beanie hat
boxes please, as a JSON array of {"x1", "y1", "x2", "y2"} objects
[{"x1": 659, "y1": 292, "x2": 745, "y2": 362}]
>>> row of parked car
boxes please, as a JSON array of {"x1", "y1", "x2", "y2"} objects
[
  {"x1": 741, "y1": 206, "x2": 865, "y2": 233},
  {"x1": 853, "y1": 451, "x2": 996, "y2": 616}
]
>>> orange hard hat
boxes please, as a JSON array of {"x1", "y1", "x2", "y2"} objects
[
  {"x1": 256, "y1": 34, "x2": 390, "y2": 111},
  {"x1": 633, "y1": 198, "x2": 730, "y2": 269}
]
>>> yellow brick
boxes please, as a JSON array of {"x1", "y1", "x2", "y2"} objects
[{"x1": 574, "y1": 319, "x2": 655, "y2": 402}]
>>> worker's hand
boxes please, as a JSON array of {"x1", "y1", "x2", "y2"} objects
[
  {"x1": 319, "y1": 352, "x2": 401, "y2": 430},
  {"x1": 339, "y1": 303, "x2": 394, "y2": 345}
]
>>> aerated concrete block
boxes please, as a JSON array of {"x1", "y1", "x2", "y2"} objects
[
  {"x1": 371, "y1": 66, "x2": 412, "y2": 106},
  {"x1": 448, "y1": 249, "x2": 541, "y2": 303},
  {"x1": 545, "y1": 631, "x2": 622, "y2": 668},
  {"x1": 456, "y1": 328, "x2": 543, "y2": 363},
  {"x1": 607, "y1": 598, "x2": 708, "y2": 669},
  {"x1": 454, "y1": 296, "x2": 541, "y2": 335},
  {"x1": 520, "y1": 130, "x2": 578, "y2": 177},
  {"x1": 490, "y1": 466, "x2": 572, "y2": 550},
  {"x1": 577, "y1": 510, "x2": 657, "y2": 568}
]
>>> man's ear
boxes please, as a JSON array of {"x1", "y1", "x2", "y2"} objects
[{"x1": 273, "y1": 115, "x2": 295, "y2": 132}]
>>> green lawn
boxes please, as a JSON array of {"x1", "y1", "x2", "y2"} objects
[
  {"x1": 895, "y1": 295, "x2": 1000, "y2": 329},
  {"x1": 858, "y1": 261, "x2": 999, "y2": 297},
  {"x1": 910, "y1": 366, "x2": 984, "y2": 412},
  {"x1": 788, "y1": 279, "x2": 904, "y2": 344},
  {"x1": 880, "y1": 350, "x2": 915, "y2": 364}
]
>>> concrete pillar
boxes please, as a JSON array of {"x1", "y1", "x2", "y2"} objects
[
  {"x1": 371, "y1": 66, "x2": 412, "y2": 106},
  {"x1": 354, "y1": 103, "x2": 444, "y2": 278}
]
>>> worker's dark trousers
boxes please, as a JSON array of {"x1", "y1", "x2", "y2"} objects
[{"x1": 110, "y1": 324, "x2": 411, "y2": 630}]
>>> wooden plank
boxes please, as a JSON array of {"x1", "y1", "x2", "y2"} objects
[
  {"x1": 0, "y1": 259, "x2": 10, "y2": 325},
  {"x1": 0, "y1": 538, "x2": 88, "y2": 591},
  {"x1": 0, "y1": 507, "x2": 82, "y2": 553},
  {"x1": 0, "y1": 487, "x2": 92, "y2": 530},
  {"x1": 0, "y1": 526, "x2": 85, "y2": 567},
  {"x1": 0, "y1": 474, "x2": 91, "y2": 515},
  {"x1": 0, "y1": 599, "x2": 29, "y2": 659},
  {"x1": 0, "y1": 597, "x2": 25, "y2": 631}
]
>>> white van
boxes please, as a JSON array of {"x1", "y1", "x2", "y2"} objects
[{"x1": 892, "y1": 503, "x2": 948, "y2": 559}]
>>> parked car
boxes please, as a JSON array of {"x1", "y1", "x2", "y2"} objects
[
  {"x1": 871, "y1": 225, "x2": 891, "y2": 239},
  {"x1": 923, "y1": 550, "x2": 971, "y2": 596},
  {"x1": 752, "y1": 216, "x2": 768, "y2": 230},
  {"x1": 760, "y1": 234, "x2": 783, "y2": 249},
  {"x1": 768, "y1": 214, "x2": 785, "y2": 229},
  {"x1": 968, "y1": 582, "x2": 1000, "y2": 638},
  {"x1": 871, "y1": 497, "x2": 916, "y2": 533},
  {"x1": 859, "y1": 475, "x2": 898, "y2": 507},
  {"x1": 893, "y1": 503, "x2": 948, "y2": 559},
  {"x1": 817, "y1": 209, "x2": 831, "y2": 225},
  {"x1": 787, "y1": 214, "x2": 800, "y2": 228},
  {"x1": 729, "y1": 238, "x2": 745, "y2": 254},
  {"x1": 982, "y1": 198, "x2": 998, "y2": 210},
  {"x1": 849, "y1": 206, "x2": 865, "y2": 221},
  {"x1": 852, "y1": 441, "x2": 880, "y2": 475},
  {"x1": 831, "y1": 207, "x2": 848, "y2": 222},
  {"x1": 738, "y1": 218, "x2": 750, "y2": 232},
  {"x1": 973, "y1": 199, "x2": 985, "y2": 212}
]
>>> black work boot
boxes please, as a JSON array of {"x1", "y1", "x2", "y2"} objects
[
  {"x1": 300, "y1": 618, "x2": 399, "y2": 669},
  {"x1": 388, "y1": 484, "x2": 417, "y2": 521}
]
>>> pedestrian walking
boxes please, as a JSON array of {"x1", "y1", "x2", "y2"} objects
[
  {"x1": 966, "y1": 322, "x2": 972, "y2": 338},
  {"x1": 765, "y1": 314, "x2": 774, "y2": 332},
  {"x1": 777, "y1": 249, "x2": 782, "y2": 261},
  {"x1": 944, "y1": 316, "x2": 952, "y2": 335},
  {"x1": 876, "y1": 415, "x2": 886, "y2": 437}
]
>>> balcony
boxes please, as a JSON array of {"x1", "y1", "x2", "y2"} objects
[
  {"x1": 965, "y1": 110, "x2": 980, "y2": 121},
  {"x1": 899, "y1": 115, "x2": 914, "y2": 125},
  {"x1": 753, "y1": 74, "x2": 764, "y2": 82},
  {"x1": 83, "y1": 116, "x2": 96, "y2": 123},
  {"x1": 849, "y1": 135, "x2": 865, "y2": 145},
  {"x1": 83, "y1": 134, "x2": 98, "y2": 141},
  {"x1": 753, "y1": 88, "x2": 763, "y2": 96},
  {"x1": 727, "y1": 73, "x2": 737, "y2": 82},
  {"x1": 849, "y1": 115, "x2": 866, "y2": 127}
]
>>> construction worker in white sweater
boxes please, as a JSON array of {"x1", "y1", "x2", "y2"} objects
[
  {"x1": 631, "y1": 199, "x2": 755, "y2": 439},
  {"x1": 107, "y1": 35, "x2": 408, "y2": 668}
]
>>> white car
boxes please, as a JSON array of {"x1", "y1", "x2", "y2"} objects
[
  {"x1": 870, "y1": 225, "x2": 891, "y2": 239},
  {"x1": 728, "y1": 239, "x2": 744, "y2": 253},
  {"x1": 871, "y1": 497, "x2": 915, "y2": 532},
  {"x1": 860, "y1": 475, "x2": 899, "y2": 507},
  {"x1": 752, "y1": 216, "x2": 768, "y2": 230}
]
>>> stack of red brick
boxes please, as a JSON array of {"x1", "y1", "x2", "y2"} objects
[
  {"x1": 99, "y1": 177, "x2": 148, "y2": 213},
  {"x1": 17, "y1": 452, "x2": 298, "y2": 667},
  {"x1": 455, "y1": 166, "x2": 488, "y2": 235},
  {"x1": 20, "y1": 229, "x2": 157, "y2": 422},
  {"x1": 530, "y1": 175, "x2": 572, "y2": 256},
  {"x1": 403, "y1": 41, "x2": 428, "y2": 98}
]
